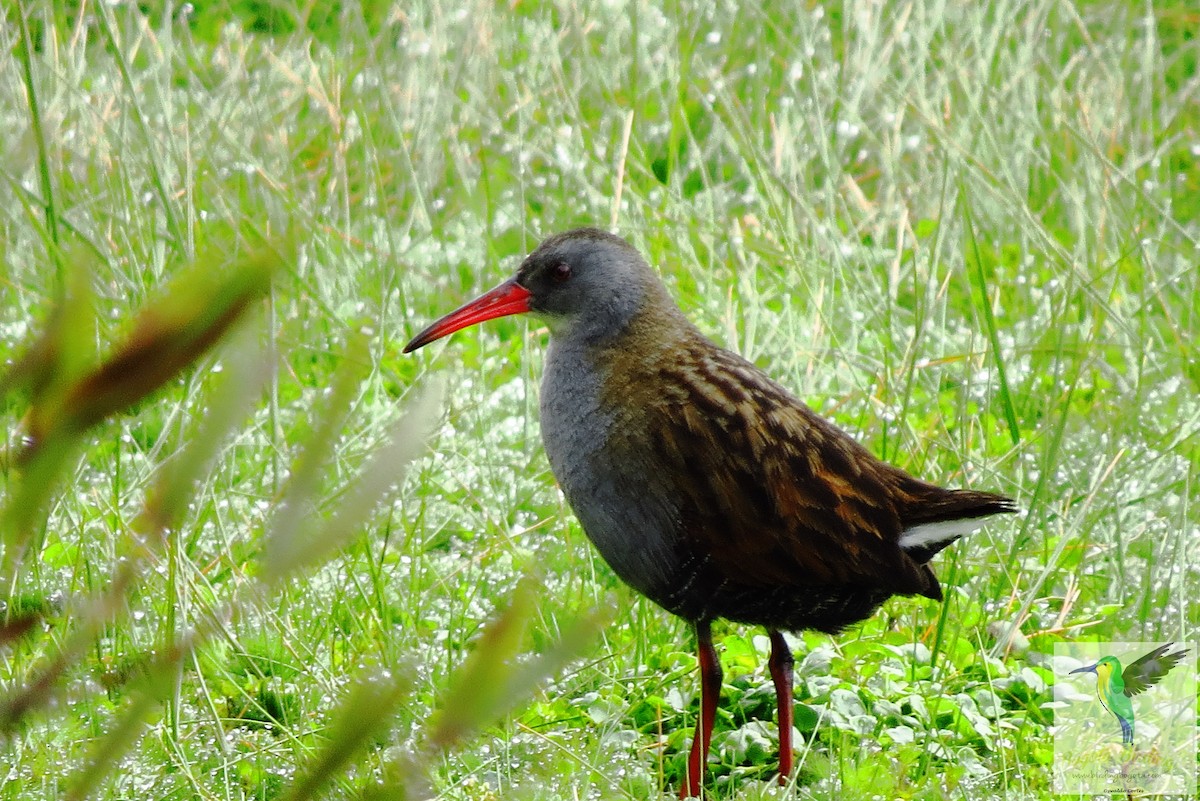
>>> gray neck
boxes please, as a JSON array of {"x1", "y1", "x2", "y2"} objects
[{"x1": 540, "y1": 281, "x2": 647, "y2": 347}]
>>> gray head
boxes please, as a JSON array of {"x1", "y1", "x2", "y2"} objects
[
  {"x1": 514, "y1": 228, "x2": 672, "y2": 343},
  {"x1": 402, "y1": 227, "x2": 676, "y2": 353}
]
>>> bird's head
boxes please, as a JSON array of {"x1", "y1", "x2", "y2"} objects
[
  {"x1": 1070, "y1": 655, "x2": 1120, "y2": 683},
  {"x1": 403, "y1": 228, "x2": 668, "y2": 352}
]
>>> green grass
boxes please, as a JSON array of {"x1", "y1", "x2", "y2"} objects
[{"x1": 2, "y1": 1, "x2": 1198, "y2": 799}]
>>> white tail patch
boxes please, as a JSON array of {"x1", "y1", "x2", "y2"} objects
[{"x1": 899, "y1": 518, "x2": 985, "y2": 551}]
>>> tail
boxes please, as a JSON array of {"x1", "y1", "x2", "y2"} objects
[
  {"x1": 897, "y1": 487, "x2": 1017, "y2": 564},
  {"x1": 1119, "y1": 715, "x2": 1134, "y2": 746}
]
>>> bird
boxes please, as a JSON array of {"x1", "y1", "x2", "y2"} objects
[
  {"x1": 404, "y1": 227, "x2": 1017, "y2": 797},
  {"x1": 1069, "y1": 644, "x2": 1189, "y2": 746}
]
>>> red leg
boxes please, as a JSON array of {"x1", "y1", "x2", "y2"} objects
[
  {"x1": 681, "y1": 620, "x2": 721, "y2": 799},
  {"x1": 768, "y1": 630, "x2": 795, "y2": 785}
]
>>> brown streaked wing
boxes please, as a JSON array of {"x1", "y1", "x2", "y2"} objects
[{"x1": 640, "y1": 338, "x2": 938, "y2": 597}]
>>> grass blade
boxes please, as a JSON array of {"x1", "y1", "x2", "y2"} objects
[
  {"x1": 2, "y1": 243, "x2": 281, "y2": 578},
  {"x1": 961, "y1": 193, "x2": 1020, "y2": 446},
  {"x1": 277, "y1": 669, "x2": 410, "y2": 801},
  {"x1": 429, "y1": 577, "x2": 607, "y2": 750},
  {"x1": 262, "y1": 356, "x2": 441, "y2": 583},
  {"x1": 13, "y1": 0, "x2": 61, "y2": 278},
  {"x1": 64, "y1": 656, "x2": 178, "y2": 801},
  {"x1": 137, "y1": 323, "x2": 273, "y2": 537}
]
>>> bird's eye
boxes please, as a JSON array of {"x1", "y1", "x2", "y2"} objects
[{"x1": 551, "y1": 262, "x2": 572, "y2": 282}]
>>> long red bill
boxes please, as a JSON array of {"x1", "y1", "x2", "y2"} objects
[{"x1": 403, "y1": 278, "x2": 533, "y2": 353}]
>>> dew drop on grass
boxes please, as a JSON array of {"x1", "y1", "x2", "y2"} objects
[{"x1": 835, "y1": 119, "x2": 860, "y2": 138}]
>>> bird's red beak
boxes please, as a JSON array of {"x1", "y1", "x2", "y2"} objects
[{"x1": 403, "y1": 277, "x2": 533, "y2": 353}]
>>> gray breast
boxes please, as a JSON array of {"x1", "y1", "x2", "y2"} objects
[{"x1": 539, "y1": 339, "x2": 683, "y2": 604}]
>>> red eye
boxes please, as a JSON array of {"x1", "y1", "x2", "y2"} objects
[{"x1": 551, "y1": 262, "x2": 572, "y2": 282}]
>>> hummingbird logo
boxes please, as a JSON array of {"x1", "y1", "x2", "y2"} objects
[{"x1": 1069, "y1": 643, "x2": 1189, "y2": 746}]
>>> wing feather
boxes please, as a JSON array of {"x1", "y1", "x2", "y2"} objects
[
  {"x1": 1121, "y1": 643, "x2": 1189, "y2": 697},
  {"x1": 594, "y1": 322, "x2": 1015, "y2": 613},
  {"x1": 638, "y1": 341, "x2": 940, "y2": 597}
]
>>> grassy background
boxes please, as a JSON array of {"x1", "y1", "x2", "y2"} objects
[{"x1": 2, "y1": 1, "x2": 1197, "y2": 799}]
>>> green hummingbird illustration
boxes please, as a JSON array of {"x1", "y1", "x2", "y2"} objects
[{"x1": 1069, "y1": 643, "x2": 1189, "y2": 746}]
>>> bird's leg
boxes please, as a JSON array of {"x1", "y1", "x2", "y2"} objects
[
  {"x1": 768, "y1": 630, "x2": 795, "y2": 785},
  {"x1": 681, "y1": 620, "x2": 721, "y2": 799}
]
